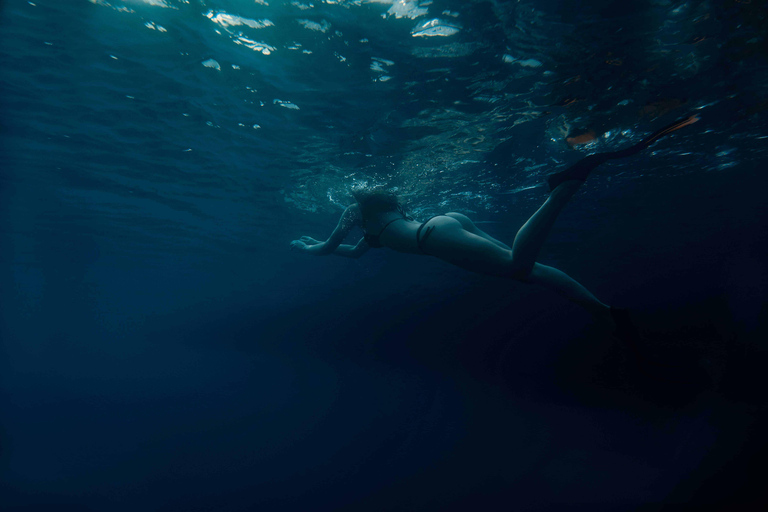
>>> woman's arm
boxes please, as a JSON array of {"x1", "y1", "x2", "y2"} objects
[
  {"x1": 290, "y1": 205, "x2": 364, "y2": 256},
  {"x1": 292, "y1": 236, "x2": 369, "y2": 258},
  {"x1": 329, "y1": 237, "x2": 370, "y2": 259}
]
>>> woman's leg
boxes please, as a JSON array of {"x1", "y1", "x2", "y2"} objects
[
  {"x1": 525, "y1": 263, "x2": 609, "y2": 316},
  {"x1": 438, "y1": 186, "x2": 585, "y2": 273},
  {"x1": 507, "y1": 116, "x2": 699, "y2": 314},
  {"x1": 424, "y1": 217, "x2": 610, "y2": 316},
  {"x1": 504, "y1": 181, "x2": 610, "y2": 316},
  {"x1": 509, "y1": 180, "x2": 581, "y2": 278},
  {"x1": 428, "y1": 117, "x2": 698, "y2": 317},
  {"x1": 508, "y1": 116, "x2": 699, "y2": 275}
]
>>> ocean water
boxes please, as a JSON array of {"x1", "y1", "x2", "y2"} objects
[{"x1": 1, "y1": 0, "x2": 767, "y2": 510}]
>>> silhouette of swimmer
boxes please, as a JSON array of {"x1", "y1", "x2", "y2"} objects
[{"x1": 291, "y1": 115, "x2": 699, "y2": 330}]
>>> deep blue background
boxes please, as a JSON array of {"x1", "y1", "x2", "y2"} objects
[{"x1": 2, "y1": 0, "x2": 767, "y2": 510}]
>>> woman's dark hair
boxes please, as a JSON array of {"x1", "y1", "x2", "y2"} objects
[{"x1": 351, "y1": 187, "x2": 402, "y2": 226}]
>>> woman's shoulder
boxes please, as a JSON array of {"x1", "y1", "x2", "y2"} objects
[
  {"x1": 340, "y1": 203, "x2": 363, "y2": 228},
  {"x1": 345, "y1": 203, "x2": 362, "y2": 219}
]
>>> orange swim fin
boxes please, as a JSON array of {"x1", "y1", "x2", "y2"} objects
[
  {"x1": 547, "y1": 114, "x2": 700, "y2": 191},
  {"x1": 638, "y1": 114, "x2": 699, "y2": 148}
]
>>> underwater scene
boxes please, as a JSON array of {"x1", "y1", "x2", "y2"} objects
[{"x1": 1, "y1": 0, "x2": 767, "y2": 510}]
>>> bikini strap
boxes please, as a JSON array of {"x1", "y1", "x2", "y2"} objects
[{"x1": 416, "y1": 215, "x2": 442, "y2": 254}]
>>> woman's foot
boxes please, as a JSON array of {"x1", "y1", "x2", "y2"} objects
[{"x1": 547, "y1": 154, "x2": 607, "y2": 191}]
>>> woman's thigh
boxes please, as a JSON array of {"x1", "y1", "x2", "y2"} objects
[{"x1": 423, "y1": 216, "x2": 511, "y2": 276}]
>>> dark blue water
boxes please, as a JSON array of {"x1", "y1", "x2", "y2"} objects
[{"x1": 2, "y1": 0, "x2": 767, "y2": 510}]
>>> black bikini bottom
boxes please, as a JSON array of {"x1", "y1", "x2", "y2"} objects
[{"x1": 416, "y1": 215, "x2": 447, "y2": 254}]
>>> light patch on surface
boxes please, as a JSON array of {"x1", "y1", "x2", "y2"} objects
[
  {"x1": 123, "y1": 0, "x2": 174, "y2": 7},
  {"x1": 520, "y1": 58, "x2": 544, "y2": 68},
  {"x1": 235, "y1": 36, "x2": 275, "y2": 55},
  {"x1": 118, "y1": 0, "x2": 175, "y2": 7},
  {"x1": 503, "y1": 55, "x2": 542, "y2": 67},
  {"x1": 297, "y1": 19, "x2": 330, "y2": 32},
  {"x1": 386, "y1": 0, "x2": 428, "y2": 19},
  {"x1": 371, "y1": 57, "x2": 394, "y2": 82},
  {"x1": 411, "y1": 19, "x2": 460, "y2": 38},
  {"x1": 202, "y1": 58, "x2": 221, "y2": 70},
  {"x1": 89, "y1": 0, "x2": 136, "y2": 13},
  {"x1": 370, "y1": 57, "x2": 394, "y2": 72},
  {"x1": 715, "y1": 161, "x2": 737, "y2": 171},
  {"x1": 291, "y1": 1, "x2": 313, "y2": 9},
  {"x1": 144, "y1": 21, "x2": 167, "y2": 32},
  {"x1": 274, "y1": 99, "x2": 300, "y2": 110},
  {"x1": 206, "y1": 11, "x2": 274, "y2": 29},
  {"x1": 716, "y1": 147, "x2": 736, "y2": 158}
]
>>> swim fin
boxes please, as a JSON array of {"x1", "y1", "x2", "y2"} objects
[{"x1": 547, "y1": 114, "x2": 700, "y2": 191}]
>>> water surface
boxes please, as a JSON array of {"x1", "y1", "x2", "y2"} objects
[{"x1": 2, "y1": 0, "x2": 767, "y2": 510}]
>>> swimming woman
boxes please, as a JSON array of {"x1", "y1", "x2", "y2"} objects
[{"x1": 290, "y1": 115, "x2": 699, "y2": 325}]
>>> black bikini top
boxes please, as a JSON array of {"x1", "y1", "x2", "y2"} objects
[
  {"x1": 362, "y1": 205, "x2": 411, "y2": 248},
  {"x1": 363, "y1": 217, "x2": 405, "y2": 248}
]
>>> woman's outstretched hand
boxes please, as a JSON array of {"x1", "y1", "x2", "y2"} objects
[{"x1": 290, "y1": 236, "x2": 323, "y2": 252}]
